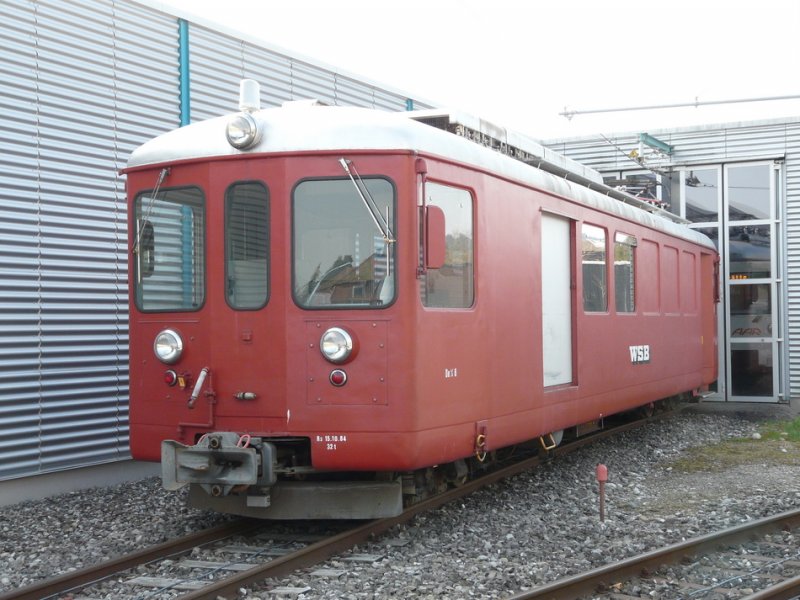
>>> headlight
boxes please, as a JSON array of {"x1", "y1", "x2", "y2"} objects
[
  {"x1": 154, "y1": 329, "x2": 183, "y2": 364},
  {"x1": 320, "y1": 327, "x2": 353, "y2": 364},
  {"x1": 225, "y1": 113, "x2": 259, "y2": 149}
]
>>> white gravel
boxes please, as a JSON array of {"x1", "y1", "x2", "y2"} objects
[{"x1": 2, "y1": 404, "x2": 799, "y2": 599}]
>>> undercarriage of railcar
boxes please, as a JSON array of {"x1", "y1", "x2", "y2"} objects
[{"x1": 161, "y1": 395, "x2": 687, "y2": 520}]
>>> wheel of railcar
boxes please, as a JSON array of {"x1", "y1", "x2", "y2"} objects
[
  {"x1": 444, "y1": 459, "x2": 469, "y2": 487},
  {"x1": 638, "y1": 402, "x2": 656, "y2": 418}
]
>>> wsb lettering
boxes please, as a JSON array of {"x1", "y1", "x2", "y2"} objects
[{"x1": 629, "y1": 345, "x2": 650, "y2": 364}]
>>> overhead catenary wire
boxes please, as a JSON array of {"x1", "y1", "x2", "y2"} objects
[{"x1": 561, "y1": 93, "x2": 800, "y2": 119}]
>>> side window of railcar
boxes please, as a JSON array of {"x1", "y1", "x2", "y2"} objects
[
  {"x1": 293, "y1": 177, "x2": 396, "y2": 309},
  {"x1": 581, "y1": 224, "x2": 607, "y2": 312},
  {"x1": 421, "y1": 183, "x2": 474, "y2": 308},
  {"x1": 134, "y1": 187, "x2": 205, "y2": 312},
  {"x1": 614, "y1": 233, "x2": 636, "y2": 313},
  {"x1": 225, "y1": 182, "x2": 269, "y2": 309}
]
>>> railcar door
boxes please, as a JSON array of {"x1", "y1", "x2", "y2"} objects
[
  {"x1": 207, "y1": 175, "x2": 285, "y2": 421},
  {"x1": 541, "y1": 213, "x2": 574, "y2": 386}
]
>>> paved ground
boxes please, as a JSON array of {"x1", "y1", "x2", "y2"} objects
[{"x1": 689, "y1": 397, "x2": 800, "y2": 420}]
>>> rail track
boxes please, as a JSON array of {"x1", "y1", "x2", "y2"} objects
[
  {"x1": 2, "y1": 408, "x2": 683, "y2": 600},
  {"x1": 508, "y1": 507, "x2": 800, "y2": 600}
]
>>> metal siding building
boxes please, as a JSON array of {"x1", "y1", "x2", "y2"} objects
[
  {"x1": 545, "y1": 118, "x2": 800, "y2": 403},
  {"x1": 0, "y1": 0, "x2": 431, "y2": 482}
]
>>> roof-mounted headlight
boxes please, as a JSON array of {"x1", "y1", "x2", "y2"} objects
[
  {"x1": 154, "y1": 329, "x2": 183, "y2": 364},
  {"x1": 226, "y1": 112, "x2": 260, "y2": 149}
]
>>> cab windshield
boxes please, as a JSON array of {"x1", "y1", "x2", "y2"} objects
[
  {"x1": 133, "y1": 186, "x2": 205, "y2": 312},
  {"x1": 293, "y1": 177, "x2": 395, "y2": 308}
]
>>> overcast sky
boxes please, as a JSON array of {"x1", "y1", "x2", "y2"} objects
[{"x1": 156, "y1": 0, "x2": 800, "y2": 140}]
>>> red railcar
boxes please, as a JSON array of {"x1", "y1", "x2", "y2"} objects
[{"x1": 124, "y1": 81, "x2": 717, "y2": 519}]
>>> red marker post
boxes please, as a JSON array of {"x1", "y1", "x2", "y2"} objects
[{"x1": 596, "y1": 464, "x2": 608, "y2": 522}]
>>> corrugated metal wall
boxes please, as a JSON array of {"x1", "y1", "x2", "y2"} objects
[
  {"x1": 188, "y1": 23, "x2": 420, "y2": 122},
  {"x1": 0, "y1": 0, "x2": 179, "y2": 480},
  {"x1": 545, "y1": 120, "x2": 800, "y2": 399},
  {"x1": 547, "y1": 123, "x2": 796, "y2": 170},
  {"x1": 782, "y1": 125, "x2": 800, "y2": 400},
  {"x1": 0, "y1": 0, "x2": 430, "y2": 481}
]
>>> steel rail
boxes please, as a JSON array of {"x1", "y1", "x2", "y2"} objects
[
  {"x1": 743, "y1": 574, "x2": 800, "y2": 600},
  {"x1": 505, "y1": 508, "x2": 800, "y2": 600},
  {"x1": 0, "y1": 519, "x2": 254, "y2": 600},
  {"x1": 0, "y1": 408, "x2": 676, "y2": 600},
  {"x1": 179, "y1": 411, "x2": 675, "y2": 599},
  {"x1": 179, "y1": 453, "x2": 548, "y2": 598}
]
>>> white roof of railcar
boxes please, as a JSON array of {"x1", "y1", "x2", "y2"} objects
[{"x1": 127, "y1": 104, "x2": 715, "y2": 250}]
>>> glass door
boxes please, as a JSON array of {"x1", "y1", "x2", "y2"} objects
[
  {"x1": 681, "y1": 163, "x2": 783, "y2": 402},
  {"x1": 724, "y1": 163, "x2": 781, "y2": 402}
]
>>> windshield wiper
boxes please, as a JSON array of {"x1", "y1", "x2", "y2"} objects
[
  {"x1": 306, "y1": 261, "x2": 353, "y2": 303},
  {"x1": 338, "y1": 158, "x2": 395, "y2": 243},
  {"x1": 133, "y1": 167, "x2": 170, "y2": 256}
]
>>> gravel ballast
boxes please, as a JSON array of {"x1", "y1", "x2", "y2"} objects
[{"x1": 2, "y1": 404, "x2": 799, "y2": 598}]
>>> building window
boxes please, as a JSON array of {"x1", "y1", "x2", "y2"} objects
[
  {"x1": 582, "y1": 223, "x2": 607, "y2": 312},
  {"x1": 603, "y1": 171, "x2": 674, "y2": 213},
  {"x1": 614, "y1": 233, "x2": 636, "y2": 313},
  {"x1": 728, "y1": 164, "x2": 770, "y2": 221},
  {"x1": 422, "y1": 183, "x2": 474, "y2": 308},
  {"x1": 225, "y1": 181, "x2": 269, "y2": 309},
  {"x1": 685, "y1": 168, "x2": 719, "y2": 223}
]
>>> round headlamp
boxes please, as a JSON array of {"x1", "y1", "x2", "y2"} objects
[
  {"x1": 225, "y1": 112, "x2": 259, "y2": 149},
  {"x1": 320, "y1": 327, "x2": 354, "y2": 364},
  {"x1": 154, "y1": 329, "x2": 183, "y2": 364}
]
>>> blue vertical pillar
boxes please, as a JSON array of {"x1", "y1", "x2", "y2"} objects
[
  {"x1": 181, "y1": 206, "x2": 193, "y2": 306},
  {"x1": 178, "y1": 19, "x2": 191, "y2": 126}
]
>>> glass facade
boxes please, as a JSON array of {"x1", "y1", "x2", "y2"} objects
[
  {"x1": 685, "y1": 169, "x2": 719, "y2": 223},
  {"x1": 731, "y1": 343, "x2": 773, "y2": 397},
  {"x1": 722, "y1": 163, "x2": 778, "y2": 401}
]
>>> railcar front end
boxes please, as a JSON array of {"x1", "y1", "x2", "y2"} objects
[{"x1": 125, "y1": 123, "x2": 440, "y2": 518}]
